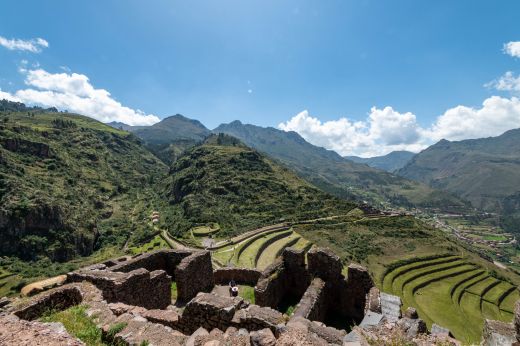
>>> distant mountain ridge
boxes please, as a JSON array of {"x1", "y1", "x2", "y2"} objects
[
  {"x1": 345, "y1": 151, "x2": 415, "y2": 172},
  {"x1": 106, "y1": 117, "x2": 467, "y2": 210},
  {"x1": 398, "y1": 129, "x2": 520, "y2": 215},
  {"x1": 108, "y1": 114, "x2": 210, "y2": 163},
  {"x1": 213, "y1": 121, "x2": 467, "y2": 210}
]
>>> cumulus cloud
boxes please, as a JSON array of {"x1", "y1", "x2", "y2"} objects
[
  {"x1": 279, "y1": 96, "x2": 520, "y2": 157},
  {"x1": 504, "y1": 41, "x2": 520, "y2": 58},
  {"x1": 486, "y1": 71, "x2": 520, "y2": 93},
  {"x1": 0, "y1": 36, "x2": 48, "y2": 53},
  {"x1": 0, "y1": 69, "x2": 159, "y2": 126},
  {"x1": 279, "y1": 108, "x2": 428, "y2": 157}
]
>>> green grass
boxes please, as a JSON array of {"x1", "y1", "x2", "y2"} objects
[
  {"x1": 211, "y1": 246, "x2": 236, "y2": 265},
  {"x1": 256, "y1": 232, "x2": 301, "y2": 270},
  {"x1": 482, "y1": 281, "x2": 514, "y2": 305},
  {"x1": 500, "y1": 289, "x2": 520, "y2": 313},
  {"x1": 127, "y1": 234, "x2": 168, "y2": 255},
  {"x1": 382, "y1": 256, "x2": 460, "y2": 292},
  {"x1": 236, "y1": 230, "x2": 291, "y2": 268},
  {"x1": 414, "y1": 274, "x2": 481, "y2": 344},
  {"x1": 482, "y1": 235, "x2": 508, "y2": 241},
  {"x1": 171, "y1": 282, "x2": 177, "y2": 301},
  {"x1": 238, "y1": 285, "x2": 255, "y2": 304},
  {"x1": 191, "y1": 225, "x2": 220, "y2": 237},
  {"x1": 40, "y1": 305, "x2": 105, "y2": 346},
  {"x1": 383, "y1": 255, "x2": 519, "y2": 345},
  {"x1": 466, "y1": 277, "x2": 499, "y2": 296},
  {"x1": 291, "y1": 238, "x2": 311, "y2": 251},
  {"x1": 106, "y1": 322, "x2": 128, "y2": 340}
]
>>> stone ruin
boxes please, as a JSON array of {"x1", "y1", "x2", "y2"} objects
[{"x1": 0, "y1": 246, "x2": 512, "y2": 345}]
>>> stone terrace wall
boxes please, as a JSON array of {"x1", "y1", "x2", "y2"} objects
[
  {"x1": 213, "y1": 267, "x2": 262, "y2": 286},
  {"x1": 175, "y1": 251, "x2": 214, "y2": 302},
  {"x1": 68, "y1": 268, "x2": 171, "y2": 309},
  {"x1": 14, "y1": 285, "x2": 84, "y2": 320},
  {"x1": 109, "y1": 249, "x2": 192, "y2": 278},
  {"x1": 291, "y1": 277, "x2": 326, "y2": 322}
]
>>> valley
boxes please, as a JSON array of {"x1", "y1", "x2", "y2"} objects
[{"x1": 2, "y1": 102, "x2": 520, "y2": 344}]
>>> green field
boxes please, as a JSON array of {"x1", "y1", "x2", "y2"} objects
[
  {"x1": 383, "y1": 255, "x2": 518, "y2": 344},
  {"x1": 211, "y1": 229, "x2": 313, "y2": 269}
]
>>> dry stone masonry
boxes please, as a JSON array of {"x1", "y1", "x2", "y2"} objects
[{"x1": 0, "y1": 247, "x2": 515, "y2": 345}]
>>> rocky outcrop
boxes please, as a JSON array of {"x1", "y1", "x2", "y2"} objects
[
  {"x1": 2, "y1": 138, "x2": 51, "y2": 158},
  {"x1": 0, "y1": 315, "x2": 84, "y2": 346}
]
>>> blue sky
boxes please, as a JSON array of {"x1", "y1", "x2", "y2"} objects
[{"x1": 1, "y1": 1, "x2": 520, "y2": 156}]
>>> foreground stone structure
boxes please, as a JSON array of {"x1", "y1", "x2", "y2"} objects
[
  {"x1": 0, "y1": 247, "x2": 508, "y2": 345},
  {"x1": 255, "y1": 247, "x2": 373, "y2": 326}
]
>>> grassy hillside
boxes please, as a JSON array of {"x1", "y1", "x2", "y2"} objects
[
  {"x1": 398, "y1": 131, "x2": 520, "y2": 213},
  {"x1": 163, "y1": 133, "x2": 357, "y2": 237},
  {"x1": 0, "y1": 106, "x2": 167, "y2": 263},
  {"x1": 345, "y1": 150, "x2": 415, "y2": 172},
  {"x1": 214, "y1": 121, "x2": 468, "y2": 211}
]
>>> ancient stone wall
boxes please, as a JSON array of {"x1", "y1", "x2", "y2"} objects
[
  {"x1": 254, "y1": 259, "x2": 287, "y2": 308},
  {"x1": 177, "y1": 292, "x2": 245, "y2": 333},
  {"x1": 283, "y1": 247, "x2": 311, "y2": 298},
  {"x1": 291, "y1": 277, "x2": 326, "y2": 322},
  {"x1": 307, "y1": 247, "x2": 343, "y2": 282},
  {"x1": 13, "y1": 285, "x2": 83, "y2": 320},
  {"x1": 213, "y1": 267, "x2": 262, "y2": 286},
  {"x1": 175, "y1": 251, "x2": 214, "y2": 302},
  {"x1": 178, "y1": 292, "x2": 285, "y2": 334},
  {"x1": 109, "y1": 249, "x2": 192, "y2": 277},
  {"x1": 339, "y1": 263, "x2": 375, "y2": 323},
  {"x1": 68, "y1": 267, "x2": 171, "y2": 309}
]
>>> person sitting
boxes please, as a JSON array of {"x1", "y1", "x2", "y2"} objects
[
  {"x1": 229, "y1": 279, "x2": 239, "y2": 297},
  {"x1": 230, "y1": 285, "x2": 239, "y2": 297}
]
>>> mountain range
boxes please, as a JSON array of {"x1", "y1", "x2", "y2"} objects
[
  {"x1": 345, "y1": 151, "x2": 415, "y2": 172},
  {"x1": 397, "y1": 129, "x2": 520, "y2": 231}
]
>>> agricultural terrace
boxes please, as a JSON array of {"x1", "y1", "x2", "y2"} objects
[
  {"x1": 382, "y1": 254, "x2": 519, "y2": 344},
  {"x1": 211, "y1": 227, "x2": 312, "y2": 269}
]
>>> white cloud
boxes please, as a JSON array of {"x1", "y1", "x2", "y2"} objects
[
  {"x1": 504, "y1": 41, "x2": 520, "y2": 58},
  {"x1": 426, "y1": 96, "x2": 520, "y2": 142},
  {"x1": 0, "y1": 88, "x2": 20, "y2": 102},
  {"x1": 279, "y1": 96, "x2": 520, "y2": 157},
  {"x1": 279, "y1": 108, "x2": 428, "y2": 157},
  {"x1": 486, "y1": 71, "x2": 520, "y2": 93},
  {"x1": 0, "y1": 69, "x2": 159, "y2": 126},
  {"x1": 0, "y1": 36, "x2": 48, "y2": 53}
]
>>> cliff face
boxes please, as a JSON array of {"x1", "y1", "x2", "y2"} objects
[{"x1": 0, "y1": 108, "x2": 167, "y2": 262}]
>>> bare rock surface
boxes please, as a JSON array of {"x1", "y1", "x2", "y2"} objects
[
  {"x1": 0, "y1": 315, "x2": 84, "y2": 346},
  {"x1": 250, "y1": 328, "x2": 276, "y2": 346}
]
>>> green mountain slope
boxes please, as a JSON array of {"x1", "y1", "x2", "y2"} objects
[
  {"x1": 109, "y1": 114, "x2": 211, "y2": 163},
  {"x1": 213, "y1": 121, "x2": 467, "y2": 210},
  {"x1": 0, "y1": 104, "x2": 167, "y2": 262},
  {"x1": 163, "y1": 134, "x2": 356, "y2": 237},
  {"x1": 345, "y1": 151, "x2": 415, "y2": 172},
  {"x1": 397, "y1": 130, "x2": 520, "y2": 213}
]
